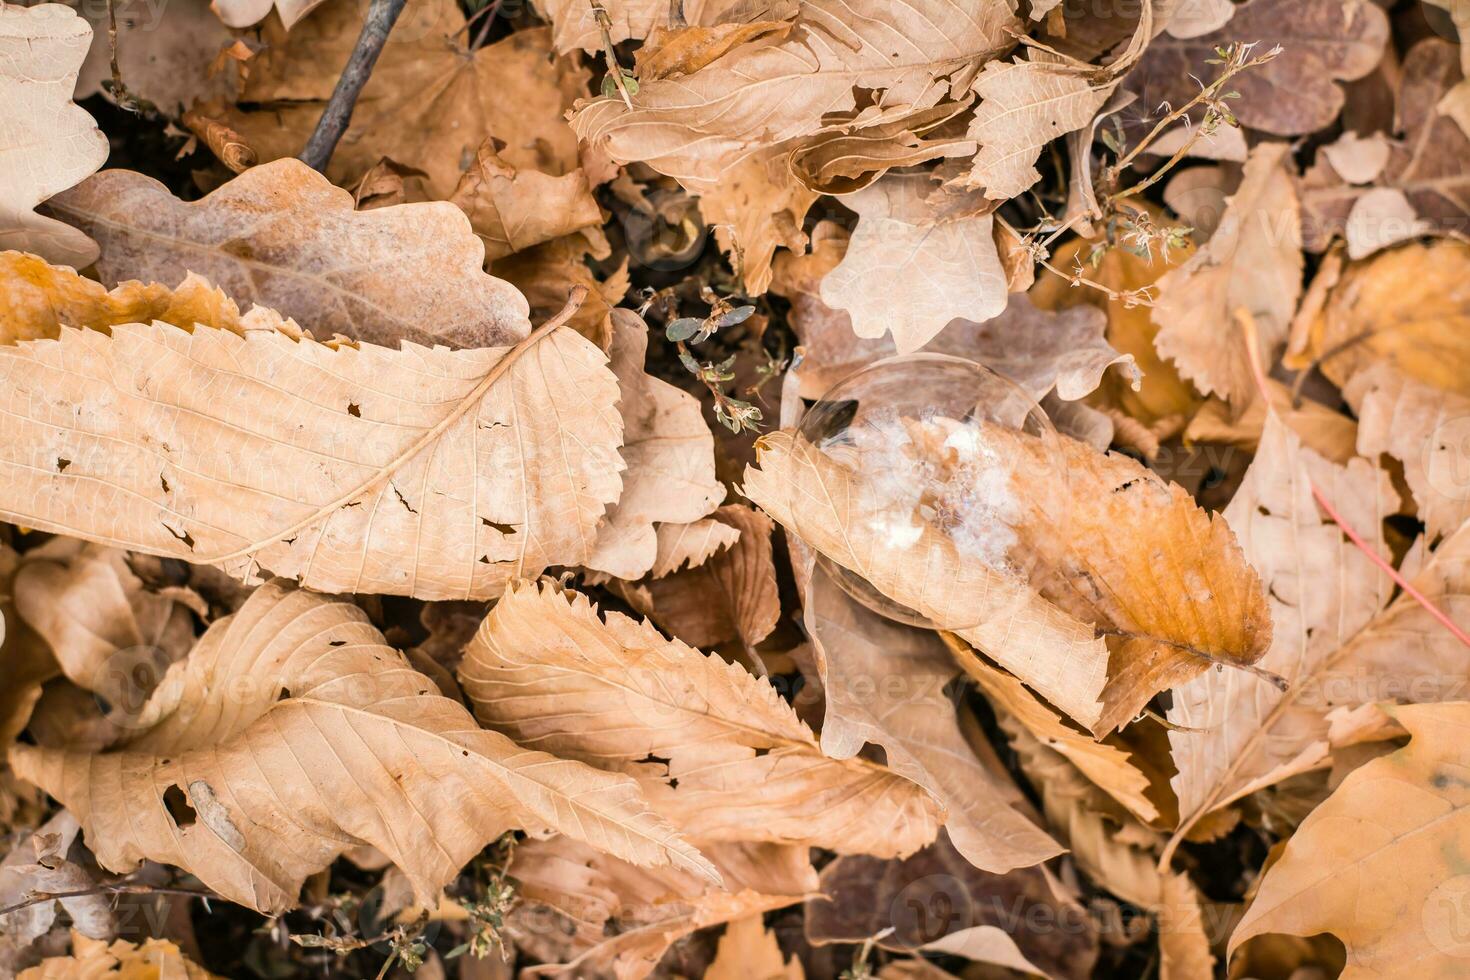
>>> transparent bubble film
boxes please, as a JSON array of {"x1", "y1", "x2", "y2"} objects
[{"x1": 796, "y1": 354, "x2": 1071, "y2": 629}]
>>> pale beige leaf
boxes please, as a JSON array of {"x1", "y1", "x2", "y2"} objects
[
  {"x1": 1167, "y1": 415, "x2": 1399, "y2": 836},
  {"x1": 707, "y1": 916, "x2": 803, "y2": 980},
  {"x1": 1345, "y1": 363, "x2": 1470, "y2": 544},
  {"x1": 585, "y1": 310, "x2": 723, "y2": 580},
  {"x1": 448, "y1": 142, "x2": 603, "y2": 262},
  {"x1": 625, "y1": 504, "x2": 780, "y2": 649},
  {"x1": 1153, "y1": 142, "x2": 1303, "y2": 404},
  {"x1": 572, "y1": 0, "x2": 1016, "y2": 185},
  {"x1": 0, "y1": 812, "x2": 100, "y2": 964},
  {"x1": 14, "y1": 541, "x2": 195, "y2": 717},
  {"x1": 959, "y1": 52, "x2": 1113, "y2": 200},
  {"x1": 818, "y1": 174, "x2": 1007, "y2": 353},
  {"x1": 806, "y1": 565, "x2": 1064, "y2": 873},
  {"x1": 0, "y1": 3, "x2": 107, "y2": 268},
  {"x1": 1163, "y1": 0, "x2": 1234, "y2": 38},
  {"x1": 10, "y1": 581, "x2": 715, "y2": 914},
  {"x1": 19, "y1": 930, "x2": 221, "y2": 979},
  {"x1": 75, "y1": 0, "x2": 235, "y2": 113},
  {"x1": 1343, "y1": 187, "x2": 1428, "y2": 259},
  {"x1": 459, "y1": 581, "x2": 940, "y2": 857},
  {"x1": 0, "y1": 280, "x2": 623, "y2": 600},
  {"x1": 210, "y1": 0, "x2": 324, "y2": 28},
  {"x1": 45, "y1": 159, "x2": 531, "y2": 349},
  {"x1": 648, "y1": 518, "x2": 741, "y2": 578},
  {"x1": 1230, "y1": 703, "x2": 1470, "y2": 978}
]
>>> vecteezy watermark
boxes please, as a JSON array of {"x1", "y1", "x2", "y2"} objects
[
  {"x1": 1425, "y1": 875, "x2": 1470, "y2": 957},
  {"x1": 1425, "y1": 415, "x2": 1470, "y2": 505}
]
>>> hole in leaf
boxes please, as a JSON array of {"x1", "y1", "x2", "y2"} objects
[
  {"x1": 348, "y1": 402, "x2": 361, "y2": 417},
  {"x1": 163, "y1": 784, "x2": 196, "y2": 828},
  {"x1": 481, "y1": 518, "x2": 517, "y2": 535},
  {"x1": 55, "y1": 458, "x2": 70, "y2": 472},
  {"x1": 160, "y1": 473, "x2": 170, "y2": 493},
  {"x1": 162, "y1": 524, "x2": 195, "y2": 550}
]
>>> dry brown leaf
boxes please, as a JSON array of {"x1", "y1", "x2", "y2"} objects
[
  {"x1": 698, "y1": 143, "x2": 821, "y2": 294},
  {"x1": 707, "y1": 915, "x2": 803, "y2": 980},
  {"x1": 636, "y1": 20, "x2": 794, "y2": 80},
  {"x1": 954, "y1": 646, "x2": 1160, "y2": 824},
  {"x1": 215, "y1": 4, "x2": 588, "y2": 199},
  {"x1": 0, "y1": 3, "x2": 108, "y2": 268},
  {"x1": 1129, "y1": 0, "x2": 1389, "y2": 136},
  {"x1": 773, "y1": 232, "x2": 1136, "y2": 402},
  {"x1": 1300, "y1": 39, "x2": 1470, "y2": 253},
  {"x1": 458, "y1": 581, "x2": 940, "y2": 857},
  {"x1": 618, "y1": 504, "x2": 779, "y2": 650},
  {"x1": 571, "y1": 0, "x2": 1016, "y2": 187},
  {"x1": 0, "y1": 545, "x2": 60, "y2": 749},
  {"x1": 1000, "y1": 719, "x2": 1216, "y2": 980},
  {"x1": 818, "y1": 174, "x2": 1007, "y2": 353},
  {"x1": 645, "y1": 517, "x2": 742, "y2": 579},
  {"x1": 10, "y1": 581, "x2": 715, "y2": 914},
  {"x1": 46, "y1": 160, "x2": 531, "y2": 349},
  {"x1": 14, "y1": 541, "x2": 196, "y2": 727},
  {"x1": 0, "y1": 267, "x2": 623, "y2": 600},
  {"x1": 1031, "y1": 221, "x2": 1201, "y2": 432},
  {"x1": 745, "y1": 424, "x2": 1270, "y2": 734},
  {"x1": 493, "y1": 231, "x2": 629, "y2": 349},
  {"x1": 958, "y1": 52, "x2": 1114, "y2": 200},
  {"x1": 789, "y1": 103, "x2": 977, "y2": 197},
  {"x1": 0, "y1": 812, "x2": 111, "y2": 969},
  {"x1": 1230, "y1": 702, "x2": 1470, "y2": 977},
  {"x1": 74, "y1": 0, "x2": 235, "y2": 114},
  {"x1": 805, "y1": 565, "x2": 1065, "y2": 873},
  {"x1": 1167, "y1": 415, "x2": 1405, "y2": 839},
  {"x1": 584, "y1": 310, "x2": 723, "y2": 580},
  {"x1": 1152, "y1": 142, "x2": 1303, "y2": 404},
  {"x1": 1183, "y1": 377, "x2": 1360, "y2": 465},
  {"x1": 18, "y1": 930, "x2": 221, "y2": 979},
  {"x1": 509, "y1": 836, "x2": 813, "y2": 980},
  {"x1": 449, "y1": 142, "x2": 603, "y2": 262},
  {"x1": 1287, "y1": 239, "x2": 1470, "y2": 396},
  {"x1": 1345, "y1": 363, "x2": 1470, "y2": 544},
  {"x1": 804, "y1": 830, "x2": 1099, "y2": 980}
]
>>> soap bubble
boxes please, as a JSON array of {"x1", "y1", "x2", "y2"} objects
[{"x1": 797, "y1": 353, "x2": 1070, "y2": 629}]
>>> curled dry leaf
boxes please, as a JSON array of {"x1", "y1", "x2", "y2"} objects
[
  {"x1": 1152, "y1": 142, "x2": 1303, "y2": 405},
  {"x1": 805, "y1": 565, "x2": 1064, "y2": 874},
  {"x1": 0, "y1": 260, "x2": 623, "y2": 600},
  {"x1": 0, "y1": 811, "x2": 110, "y2": 967},
  {"x1": 0, "y1": 3, "x2": 107, "y2": 268},
  {"x1": 459, "y1": 581, "x2": 941, "y2": 858},
  {"x1": 745, "y1": 424, "x2": 1270, "y2": 734},
  {"x1": 10, "y1": 581, "x2": 715, "y2": 914},
  {"x1": 1230, "y1": 702, "x2": 1470, "y2": 977},
  {"x1": 46, "y1": 159, "x2": 532, "y2": 350},
  {"x1": 584, "y1": 310, "x2": 724, "y2": 580},
  {"x1": 1129, "y1": 0, "x2": 1389, "y2": 136}
]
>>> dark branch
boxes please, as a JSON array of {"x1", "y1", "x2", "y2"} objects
[{"x1": 299, "y1": 0, "x2": 410, "y2": 173}]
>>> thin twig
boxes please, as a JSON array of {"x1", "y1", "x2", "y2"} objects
[
  {"x1": 300, "y1": 0, "x2": 410, "y2": 173},
  {"x1": 591, "y1": 2, "x2": 635, "y2": 109},
  {"x1": 0, "y1": 883, "x2": 219, "y2": 920}
]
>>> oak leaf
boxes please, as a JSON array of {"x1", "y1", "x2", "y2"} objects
[
  {"x1": 10, "y1": 581, "x2": 715, "y2": 913},
  {"x1": 0, "y1": 3, "x2": 108, "y2": 268},
  {"x1": 0, "y1": 267, "x2": 623, "y2": 599},
  {"x1": 458, "y1": 581, "x2": 941, "y2": 857},
  {"x1": 45, "y1": 160, "x2": 531, "y2": 350},
  {"x1": 819, "y1": 174, "x2": 1007, "y2": 353},
  {"x1": 1230, "y1": 702, "x2": 1470, "y2": 977}
]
